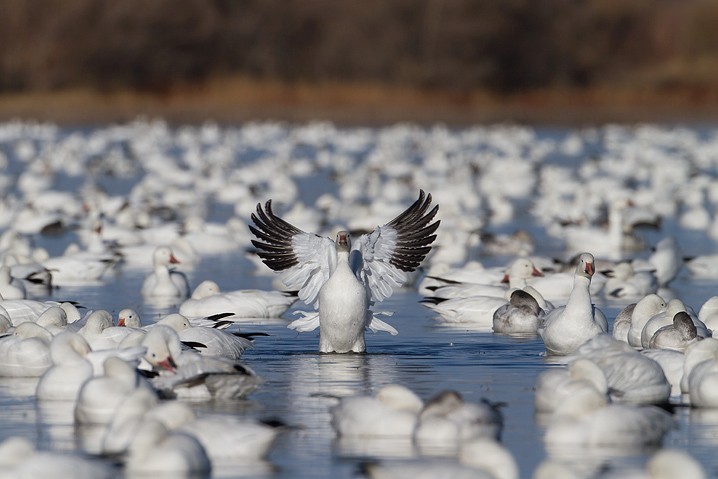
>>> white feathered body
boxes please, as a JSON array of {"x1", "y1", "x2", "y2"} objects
[{"x1": 319, "y1": 255, "x2": 370, "y2": 353}]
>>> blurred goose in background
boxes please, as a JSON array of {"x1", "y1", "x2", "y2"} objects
[
  {"x1": 535, "y1": 358, "x2": 609, "y2": 416},
  {"x1": 249, "y1": 190, "x2": 439, "y2": 353},
  {"x1": 125, "y1": 419, "x2": 211, "y2": 477},
  {"x1": 601, "y1": 261, "x2": 658, "y2": 299},
  {"x1": 141, "y1": 245, "x2": 190, "y2": 299},
  {"x1": 41, "y1": 242, "x2": 118, "y2": 285},
  {"x1": 330, "y1": 384, "x2": 424, "y2": 438},
  {"x1": 698, "y1": 296, "x2": 718, "y2": 332},
  {"x1": 0, "y1": 321, "x2": 53, "y2": 377},
  {"x1": 0, "y1": 436, "x2": 114, "y2": 479},
  {"x1": 561, "y1": 198, "x2": 648, "y2": 261},
  {"x1": 566, "y1": 335, "x2": 671, "y2": 406},
  {"x1": 143, "y1": 401, "x2": 281, "y2": 462},
  {"x1": 424, "y1": 257, "x2": 544, "y2": 300},
  {"x1": 414, "y1": 390, "x2": 504, "y2": 453},
  {"x1": 363, "y1": 438, "x2": 518, "y2": 479}
]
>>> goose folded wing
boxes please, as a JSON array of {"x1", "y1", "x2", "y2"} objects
[
  {"x1": 249, "y1": 200, "x2": 336, "y2": 308},
  {"x1": 353, "y1": 190, "x2": 440, "y2": 303}
]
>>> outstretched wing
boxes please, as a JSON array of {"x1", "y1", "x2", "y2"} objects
[
  {"x1": 249, "y1": 201, "x2": 336, "y2": 308},
  {"x1": 352, "y1": 190, "x2": 440, "y2": 303}
]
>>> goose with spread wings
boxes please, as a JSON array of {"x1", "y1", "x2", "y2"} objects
[{"x1": 249, "y1": 190, "x2": 440, "y2": 353}]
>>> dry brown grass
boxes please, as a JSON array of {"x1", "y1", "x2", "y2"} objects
[{"x1": 2, "y1": 76, "x2": 718, "y2": 126}]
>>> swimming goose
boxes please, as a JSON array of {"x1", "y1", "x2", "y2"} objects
[
  {"x1": 179, "y1": 279, "x2": 297, "y2": 319},
  {"x1": 0, "y1": 436, "x2": 115, "y2": 479},
  {"x1": 141, "y1": 246, "x2": 190, "y2": 299},
  {"x1": 539, "y1": 253, "x2": 608, "y2": 355},
  {"x1": 74, "y1": 356, "x2": 155, "y2": 426},
  {"x1": 424, "y1": 257, "x2": 544, "y2": 300},
  {"x1": 0, "y1": 321, "x2": 53, "y2": 377},
  {"x1": 249, "y1": 190, "x2": 439, "y2": 353},
  {"x1": 567, "y1": 335, "x2": 671, "y2": 406},
  {"x1": 157, "y1": 313, "x2": 254, "y2": 360},
  {"x1": 140, "y1": 325, "x2": 261, "y2": 399},
  {"x1": 492, "y1": 289, "x2": 544, "y2": 335},
  {"x1": 125, "y1": 419, "x2": 211, "y2": 476},
  {"x1": 413, "y1": 390, "x2": 503, "y2": 454},
  {"x1": 144, "y1": 401, "x2": 281, "y2": 462},
  {"x1": 330, "y1": 384, "x2": 424, "y2": 438}
]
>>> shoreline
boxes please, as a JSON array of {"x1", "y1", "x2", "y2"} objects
[{"x1": 1, "y1": 79, "x2": 718, "y2": 127}]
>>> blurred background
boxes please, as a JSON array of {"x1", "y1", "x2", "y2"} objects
[{"x1": 2, "y1": 0, "x2": 718, "y2": 124}]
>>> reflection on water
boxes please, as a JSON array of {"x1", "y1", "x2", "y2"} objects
[{"x1": 36, "y1": 399, "x2": 77, "y2": 451}]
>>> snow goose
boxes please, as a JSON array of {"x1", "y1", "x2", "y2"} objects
[
  {"x1": 527, "y1": 258, "x2": 606, "y2": 303},
  {"x1": 648, "y1": 311, "x2": 701, "y2": 352},
  {"x1": 539, "y1": 253, "x2": 608, "y2": 355},
  {"x1": 641, "y1": 348, "x2": 685, "y2": 398},
  {"x1": 157, "y1": 313, "x2": 254, "y2": 360},
  {"x1": 492, "y1": 289, "x2": 544, "y2": 335},
  {"x1": 618, "y1": 448, "x2": 706, "y2": 479},
  {"x1": 118, "y1": 308, "x2": 141, "y2": 328},
  {"x1": 422, "y1": 294, "x2": 508, "y2": 328},
  {"x1": 698, "y1": 296, "x2": 718, "y2": 332},
  {"x1": 0, "y1": 436, "x2": 115, "y2": 479},
  {"x1": 602, "y1": 261, "x2": 658, "y2": 299},
  {"x1": 0, "y1": 264, "x2": 25, "y2": 299},
  {"x1": 640, "y1": 299, "x2": 709, "y2": 349},
  {"x1": 612, "y1": 302, "x2": 636, "y2": 343},
  {"x1": 0, "y1": 321, "x2": 53, "y2": 377},
  {"x1": 36, "y1": 331, "x2": 94, "y2": 401},
  {"x1": 249, "y1": 189, "x2": 439, "y2": 353},
  {"x1": 535, "y1": 358, "x2": 609, "y2": 416},
  {"x1": 141, "y1": 246, "x2": 190, "y2": 299},
  {"x1": 686, "y1": 350, "x2": 718, "y2": 408},
  {"x1": 647, "y1": 236, "x2": 683, "y2": 288},
  {"x1": 179, "y1": 279, "x2": 297, "y2": 319},
  {"x1": 567, "y1": 335, "x2": 671, "y2": 406},
  {"x1": 413, "y1": 390, "x2": 503, "y2": 454},
  {"x1": 35, "y1": 306, "x2": 69, "y2": 335},
  {"x1": 75, "y1": 356, "x2": 155, "y2": 426},
  {"x1": 680, "y1": 338, "x2": 718, "y2": 395},
  {"x1": 625, "y1": 294, "x2": 667, "y2": 347},
  {"x1": 41, "y1": 243, "x2": 118, "y2": 285},
  {"x1": 125, "y1": 418, "x2": 211, "y2": 477},
  {"x1": 0, "y1": 297, "x2": 57, "y2": 325},
  {"x1": 330, "y1": 384, "x2": 424, "y2": 438},
  {"x1": 181, "y1": 214, "x2": 240, "y2": 254},
  {"x1": 77, "y1": 310, "x2": 136, "y2": 351},
  {"x1": 424, "y1": 257, "x2": 544, "y2": 300},
  {"x1": 561, "y1": 198, "x2": 647, "y2": 261},
  {"x1": 144, "y1": 401, "x2": 281, "y2": 462},
  {"x1": 543, "y1": 392, "x2": 675, "y2": 450},
  {"x1": 140, "y1": 325, "x2": 261, "y2": 399}
]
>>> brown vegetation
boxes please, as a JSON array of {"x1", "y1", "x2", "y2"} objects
[{"x1": 1, "y1": 0, "x2": 718, "y2": 123}]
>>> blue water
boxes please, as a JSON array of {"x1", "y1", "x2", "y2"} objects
[{"x1": 1, "y1": 123, "x2": 718, "y2": 478}]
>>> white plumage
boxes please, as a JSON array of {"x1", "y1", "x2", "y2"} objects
[{"x1": 250, "y1": 190, "x2": 439, "y2": 353}]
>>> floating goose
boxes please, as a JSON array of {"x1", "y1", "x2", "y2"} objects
[
  {"x1": 249, "y1": 190, "x2": 439, "y2": 353},
  {"x1": 538, "y1": 253, "x2": 608, "y2": 355},
  {"x1": 179, "y1": 279, "x2": 297, "y2": 319}
]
